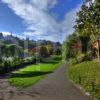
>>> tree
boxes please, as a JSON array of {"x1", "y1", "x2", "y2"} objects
[
  {"x1": 7, "y1": 44, "x2": 23, "y2": 58},
  {"x1": 46, "y1": 45, "x2": 53, "y2": 55},
  {"x1": 0, "y1": 33, "x2": 3, "y2": 38},
  {"x1": 39, "y1": 46, "x2": 49, "y2": 58},
  {"x1": 62, "y1": 33, "x2": 79, "y2": 60},
  {"x1": 63, "y1": 0, "x2": 100, "y2": 61},
  {"x1": 0, "y1": 43, "x2": 6, "y2": 63}
]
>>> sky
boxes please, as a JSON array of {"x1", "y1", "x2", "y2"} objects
[{"x1": 0, "y1": 0, "x2": 83, "y2": 42}]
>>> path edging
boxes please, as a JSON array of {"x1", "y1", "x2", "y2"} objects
[{"x1": 69, "y1": 79, "x2": 99, "y2": 100}]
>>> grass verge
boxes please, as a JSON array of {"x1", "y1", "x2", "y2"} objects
[{"x1": 68, "y1": 60, "x2": 100, "y2": 99}]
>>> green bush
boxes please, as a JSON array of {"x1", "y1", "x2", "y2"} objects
[
  {"x1": 11, "y1": 57, "x2": 22, "y2": 66},
  {"x1": 85, "y1": 51, "x2": 92, "y2": 61},
  {"x1": 69, "y1": 58, "x2": 78, "y2": 65},
  {"x1": 2, "y1": 60, "x2": 11, "y2": 67},
  {"x1": 69, "y1": 51, "x2": 92, "y2": 65},
  {"x1": 76, "y1": 53, "x2": 85, "y2": 63},
  {"x1": 76, "y1": 51, "x2": 92, "y2": 63},
  {"x1": 51, "y1": 55, "x2": 62, "y2": 61}
]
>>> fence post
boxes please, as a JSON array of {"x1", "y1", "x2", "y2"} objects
[
  {"x1": 92, "y1": 81, "x2": 95, "y2": 91},
  {"x1": 79, "y1": 76, "x2": 81, "y2": 84}
]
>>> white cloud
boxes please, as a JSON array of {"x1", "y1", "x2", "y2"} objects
[
  {"x1": 1, "y1": 0, "x2": 82, "y2": 42},
  {"x1": 13, "y1": 34, "x2": 26, "y2": 39},
  {"x1": 92, "y1": 0, "x2": 95, "y2": 2},
  {"x1": 2, "y1": 32, "x2": 11, "y2": 36},
  {"x1": 1, "y1": 0, "x2": 59, "y2": 41},
  {"x1": 30, "y1": 0, "x2": 57, "y2": 10},
  {"x1": 61, "y1": 4, "x2": 81, "y2": 41},
  {"x1": 2, "y1": 31, "x2": 26, "y2": 39}
]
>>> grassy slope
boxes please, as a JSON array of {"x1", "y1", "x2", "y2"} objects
[
  {"x1": 68, "y1": 60, "x2": 100, "y2": 98},
  {"x1": 9, "y1": 60, "x2": 62, "y2": 88}
]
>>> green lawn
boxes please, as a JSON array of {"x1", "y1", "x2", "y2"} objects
[
  {"x1": 68, "y1": 60, "x2": 100, "y2": 99},
  {"x1": 9, "y1": 60, "x2": 62, "y2": 88}
]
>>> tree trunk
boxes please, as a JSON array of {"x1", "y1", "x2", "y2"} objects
[{"x1": 97, "y1": 39, "x2": 100, "y2": 62}]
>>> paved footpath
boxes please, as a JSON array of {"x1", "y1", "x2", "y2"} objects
[{"x1": 0, "y1": 62, "x2": 90, "y2": 100}]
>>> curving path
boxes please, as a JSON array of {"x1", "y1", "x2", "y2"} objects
[{"x1": 0, "y1": 62, "x2": 90, "y2": 100}]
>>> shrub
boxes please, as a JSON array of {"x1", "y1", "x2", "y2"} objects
[
  {"x1": 76, "y1": 53, "x2": 86, "y2": 63},
  {"x1": 69, "y1": 58, "x2": 78, "y2": 65},
  {"x1": 69, "y1": 51, "x2": 92, "y2": 65},
  {"x1": 2, "y1": 59, "x2": 11, "y2": 67},
  {"x1": 51, "y1": 55, "x2": 62, "y2": 61},
  {"x1": 85, "y1": 51, "x2": 92, "y2": 61},
  {"x1": 76, "y1": 51, "x2": 92, "y2": 63}
]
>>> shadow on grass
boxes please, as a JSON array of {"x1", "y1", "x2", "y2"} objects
[
  {"x1": 41, "y1": 60, "x2": 59, "y2": 65},
  {"x1": 52, "y1": 57, "x2": 62, "y2": 61},
  {"x1": 10, "y1": 71, "x2": 52, "y2": 78}
]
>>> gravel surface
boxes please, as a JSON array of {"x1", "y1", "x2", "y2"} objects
[{"x1": 0, "y1": 62, "x2": 90, "y2": 100}]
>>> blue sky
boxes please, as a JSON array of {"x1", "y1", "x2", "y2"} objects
[
  {"x1": 50, "y1": 0, "x2": 83, "y2": 21},
  {"x1": 0, "y1": 2, "x2": 26, "y2": 36},
  {"x1": 0, "y1": 0, "x2": 83, "y2": 42}
]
